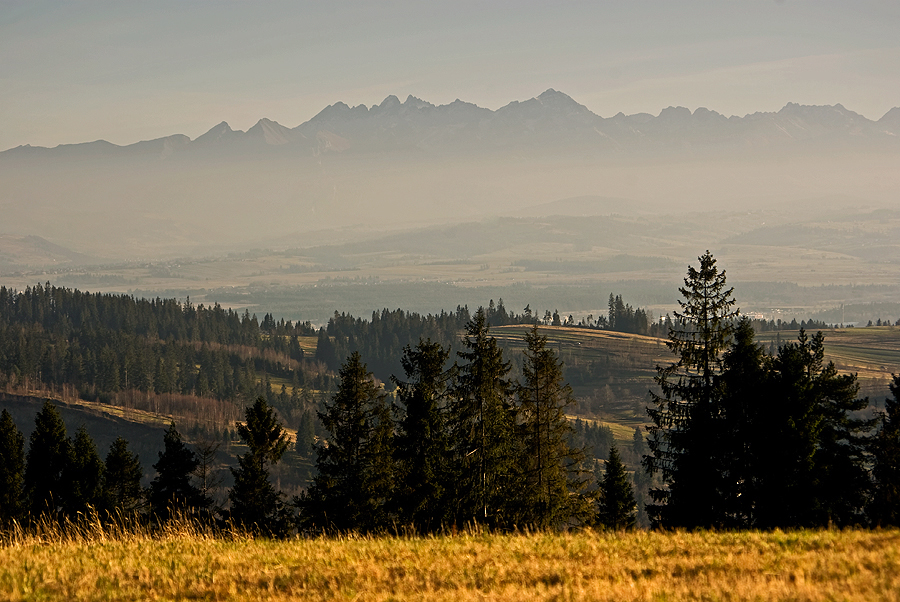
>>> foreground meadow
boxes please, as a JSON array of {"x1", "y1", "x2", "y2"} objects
[{"x1": 2, "y1": 529, "x2": 899, "y2": 601}]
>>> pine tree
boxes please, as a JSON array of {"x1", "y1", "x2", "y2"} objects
[
  {"x1": 149, "y1": 423, "x2": 208, "y2": 521},
  {"x1": 517, "y1": 325, "x2": 590, "y2": 528},
  {"x1": 300, "y1": 352, "x2": 395, "y2": 533},
  {"x1": 447, "y1": 308, "x2": 519, "y2": 528},
  {"x1": 104, "y1": 436, "x2": 144, "y2": 517},
  {"x1": 65, "y1": 425, "x2": 105, "y2": 517},
  {"x1": 0, "y1": 409, "x2": 26, "y2": 524},
  {"x1": 597, "y1": 444, "x2": 636, "y2": 530},
  {"x1": 871, "y1": 374, "x2": 900, "y2": 526},
  {"x1": 229, "y1": 397, "x2": 290, "y2": 534},
  {"x1": 25, "y1": 400, "x2": 70, "y2": 517},
  {"x1": 645, "y1": 251, "x2": 738, "y2": 529},
  {"x1": 392, "y1": 339, "x2": 452, "y2": 532}
]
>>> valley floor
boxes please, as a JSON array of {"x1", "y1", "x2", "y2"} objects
[{"x1": 2, "y1": 528, "x2": 898, "y2": 601}]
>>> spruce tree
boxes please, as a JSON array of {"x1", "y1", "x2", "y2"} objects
[
  {"x1": 447, "y1": 308, "x2": 519, "y2": 528},
  {"x1": 716, "y1": 318, "x2": 769, "y2": 528},
  {"x1": 301, "y1": 352, "x2": 395, "y2": 533},
  {"x1": 871, "y1": 374, "x2": 900, "y2": 526},
  {"x1": 25, "y1": 400, "x2": 70, "y2": 517},
  {"x1": 631, "y1": 426, "x2": 646, "y2": 461},
  {"x1": 104, "y1": 436, "x2": 144, "y2": 517},
  {"x1": 192, "y1": 435, "x2": 223, "y2": 509},
  {"x1": 517, "y1": 325, "x2": 590, "y2": 528},
  {"x1": 229, "y1": 397, "x2": 290, "y2": 534},
  {"x1": 295, "y1": 410, "x2": 316, "y2": 458},
  {"x1": 645, "y1": 251, "x2": 738, "y2": 529},
  {"x1": 754, "y1": 330, "x2": 872, "y2": 528},
  {"x1": 0, "y1": 409, "x2": 26, "y2": 524},
  {"x1": 392, "y1": 339, "x2": 452, "y2": 532},
  {"x1": 149, "y1": 423, "x2": 208, "y2": 521},
  {"x1": 65, "y1": 425, "x2": 105, "y2": 517},
  {"x1": 597, "y1": 444, "x2": 636, "y2": 530}
]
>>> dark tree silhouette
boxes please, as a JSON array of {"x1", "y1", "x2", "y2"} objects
[
  {"x1": 871, "y1": 374, "x2": 900, "y2": 526},
  {"x1": 392, "y1": 339, "x2": 453, "y2": 533},
  {"x1": 65, "y1": 425, "x2": 105, "y2": 517},
  {"x1": 597, "y1": 445, "x2": 636, "y2": 530},
  {"x1": 0, "y1": 409, "x2": 25, "y2": 524},
  {"x1": 104, "y1": 437, "x2": 144, "y2": 517},
  {"x1": 447, "y1": 308, "x2": 519, "y2": 528},
  {"x1": 229, "y1": 397, "x2": 290, "y2": 534},
  {"x1": 149, "y1": 423, "x2": 209, "y2": 521},
  {"x1": 645, "y1": 251, "x2": 738, "y2": 529},
  {"x1": 25, "y1": 401, "x2": 70, "y2": 517},
  {"x1": 301, "y1": 352, "x2": 395, "y2": 533},
  {"x1": 517, "y1": 325, "x2": 590, "y2": 528}
]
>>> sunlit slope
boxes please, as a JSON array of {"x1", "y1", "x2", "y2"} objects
[
  {"x1": 757, "y1": 326, "x2": 900, "y2": 401},
  {"x1": 496, "y1": 325, "x2": 900, "y2": 414}
]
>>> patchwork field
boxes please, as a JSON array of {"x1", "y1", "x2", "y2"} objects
[{"x1": 2, "y1": 528, "x2": 898, "y2": 601}]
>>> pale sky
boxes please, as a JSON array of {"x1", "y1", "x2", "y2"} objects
[{"x1": 1, "y1": 0, "x2": 899, "y2": 151}]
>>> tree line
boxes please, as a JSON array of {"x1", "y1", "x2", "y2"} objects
[
  {"x1": 644, "y1": 251, "x2": 900, "y2": 529},
  {"x1": 2, "y1": 257, "x2": 900, "y2": 535},
  {"x1": 0, "y1": 284, "x2": 331, "y2": 427},
  {"x1": 0, "y1": 313, "x2": 636, "y2": 535}
]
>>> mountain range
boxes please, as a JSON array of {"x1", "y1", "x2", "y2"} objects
[
  {"x1": 1, "y1": 90, "x2": 898, "y2": 262},
  {"x1": 4, "y1": 89, "x2": 899, "y2": 159}
]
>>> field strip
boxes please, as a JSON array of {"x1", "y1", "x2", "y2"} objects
[{"x1": 2, "y1": 529, "x2": 898, "y2": 601}]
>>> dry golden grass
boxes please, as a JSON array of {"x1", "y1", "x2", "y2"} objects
[{"x1": 1, "y1": 525, "x2": 899, "y2": 601}]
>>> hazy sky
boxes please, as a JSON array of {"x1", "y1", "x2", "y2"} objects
[{"x1": 1, "y1": 0, "x2": 898, "y2": 151}]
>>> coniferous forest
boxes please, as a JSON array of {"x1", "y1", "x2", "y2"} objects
[{"x1": 1, "y1": 252, "x2": 899, "y2": 536}]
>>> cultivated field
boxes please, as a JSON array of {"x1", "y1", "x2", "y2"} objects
[{"x1": 1, "y1": 528, "x2": 898, "y2": 601}]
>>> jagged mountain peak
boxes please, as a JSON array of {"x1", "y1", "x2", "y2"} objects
[
  {"x1": 403, "y1": 95, "x2": 434, "y2": 109},
  {"x1": 247, "y1": 118, "x2": 293, "y2": 145},
  {"x1": 657, "y1": 106, "x2": 692, "y2": 120},
  {"x1": 193, "y1": 121, "x2": 236, "y2": 144},
  {"x1": 372, "y1": 95, "x2": 402, "y2": 112}
]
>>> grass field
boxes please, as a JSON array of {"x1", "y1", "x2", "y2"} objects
[{"x1": 2, "y1": 528, "x2": 898, "y2": 601}]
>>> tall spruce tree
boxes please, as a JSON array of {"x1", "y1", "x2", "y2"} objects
[
  {"x1": 871, "y1": 374, "x2": 900, "y2": 526},
  {"x1": 149, "y1": 423, "x2": 208, "y2": 521},
  {"x1": 104, "y1": 436, "x2": 144, "y2": 517},
  {"x1": 392, "y1": 339, "x2": 452, "y2": 533},
  {"x1": 517, "y1": 325, "x2": 590, "y2": 528},
  {"x1": 447, "y1": 308, "x2": 519, "y2": 528},
  {"x1": 229, "y1": 397, "x2": 290, "y2": 534},
  {"x1": 645, "y1": 251, "x2": 738, "y2": 529},
  {"x1": 300, "y1": 352, "x2": 395, "y2": 533},
  {"x1": 0, "y1": 409, "x2": 26, "y2": 524},
  {"x1": 25, "y1": 400, "x2": 71, "y2": 517},
  {"x1": 65, "y1": 425, "x2": 105, "y2": 517},
  {"x1": 597, "y1": 444, "x2": 636, "y2": 530}
]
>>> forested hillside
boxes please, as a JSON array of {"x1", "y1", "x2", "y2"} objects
[
  {"x1": 1, "y1": 259, "x2": 899, "y2": 536},
  {"x1": 0, "y1": 284, "x2": 328, "y2": 430}
]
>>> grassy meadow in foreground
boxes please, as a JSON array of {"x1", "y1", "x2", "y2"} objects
[{"x1": 2, "y1": 529, "x2": 899, "y2": 601}]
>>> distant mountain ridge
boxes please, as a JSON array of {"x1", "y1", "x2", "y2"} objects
[
  {"x1": 4, "y1": 90, "x2": 899, "y2": 159},
  {"x1": 3, "y1": 89, "x2": 899, "y2": 262}
]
